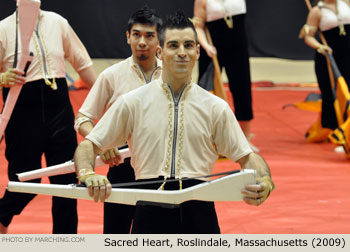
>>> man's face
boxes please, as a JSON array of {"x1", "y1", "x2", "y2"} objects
[
  {"x1": 158, "y1": 28, "x2": 199, "y2": 79},
  {"x1": 127, "y1": 24, "x2": 159, "y2": 62}
]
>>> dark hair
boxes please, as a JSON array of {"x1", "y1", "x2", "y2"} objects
[
  {"x1": 158, "y1": 10, "x2": 198, "y2": 48},
  {"x1": 127, "y1": 6, "x2": 162, "y2": 33}
]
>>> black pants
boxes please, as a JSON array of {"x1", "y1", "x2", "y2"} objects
[
  {"x1": 0, "y1": 79, "x2": 78, "y2": 233},
  {"x1": 315, "y1": 53, "x2": 339, "y2": 129},
  {"x1": 198, "y1": 14, "x2": 253, "y2": 121},
  {"x1": 131, "y1": 179, "x2": 221, "y2": 234},
  {"x1": 103, "y1": 158, "x2": 135, "y2": 234},
  {"x1": 314, "y1": 26, "x2": 350, "y2": 129}
]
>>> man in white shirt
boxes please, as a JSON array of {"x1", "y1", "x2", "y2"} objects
[
  {"x1": 74, "y1": 11, "x2": 275, "y2": 234},
  {"x1": 0, "y1": 2, "x2": 96, "y2": 234},
  {"x1": 74, "y1": 6, "x2": 162, "y2": 233}
]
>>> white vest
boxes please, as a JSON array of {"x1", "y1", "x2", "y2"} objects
[
  {"x1": 319, "y1": 0, "x2": 350, "y2": 31},
  {"x1": 206, "y1": 0, "x2": 246, "y2": 22}
]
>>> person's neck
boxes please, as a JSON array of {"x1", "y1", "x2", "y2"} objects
[
  {"x1": 133, "y1": 55, "x2": 157, "y2": 76},
  {"x1": 162, "y1": 72, "x2": 191, "y2": 98}
]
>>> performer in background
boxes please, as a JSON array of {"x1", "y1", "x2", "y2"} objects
[
  {"x1": 193, "y1": 0, "x2": 257, "y2": 151},
  {"x1": 300, "y1": 0, "x2": 350, "y2": 131},
  {"x1": 0, "y1": 1, "x2": 96, "y2": 234},
  {"x1": 75, "y1": 6, "x2": 162, "y2": 233},
  {"x1": 74, "y1": 11, "x2": 275, "y2": 234}
]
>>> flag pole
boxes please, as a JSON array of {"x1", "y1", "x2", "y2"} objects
[
  {"x1": 304, "y1": 0, "x2": 335, "y2": 89},
  {"x1": 204, "y1": 28, "x2": 228, "y2": 102},
  {"x1": 304, "y1": 0, "x2": 346, "y2": 131}
]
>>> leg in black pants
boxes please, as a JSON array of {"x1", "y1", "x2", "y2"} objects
[
  {"x1": 0, "y1": 79, "x2": 78, "y2": 233},
  {"x1": 315, "y1": 53, "x2": 338, "y2": 130},
  {"x1": 45, "y1": 106, "x2": 78, "y2": 234},
  {"x1": 0, "y1": 98, "x2": 43, "y2": 228},
  {"x1": 181, "y1": 201, "x2": 220, "y2": 234},
  {"x1": 103, "y1": 158, "x2": 135, "y2": 234},
  {"x1": 43, "y1": 79, "x2": 78, "y2": 234},
  {"x1": 217, "y1": 14, "x2": 253, "y2": 121},
  {"x1": 199, "y1": 15, "x2": 253, "y2": 121}
]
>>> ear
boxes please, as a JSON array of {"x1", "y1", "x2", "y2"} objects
[
  {"x1": 196, "y1": 44, "x2": 200, "y2": 60},
  {"x1": 126, "y1": 31, "x2": 130, "y2": 45},
  {"x1": 156, "y1": 45, "x2": 163, "y2": 60}
]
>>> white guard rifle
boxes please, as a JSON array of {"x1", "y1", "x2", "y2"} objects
[
  {"x1": 0, "y1": 0, "x2": 41, "y2": 140},
  {"x1": 17, "y1": 148, "x2": 131, "y2": 181},
  {"x1": 8, "y1": 169, "x2": 256, "y2": 206}
]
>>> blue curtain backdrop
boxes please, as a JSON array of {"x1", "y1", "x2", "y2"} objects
[{"x1": 0, "y1": 0, "x2": 314, "y2": 60}]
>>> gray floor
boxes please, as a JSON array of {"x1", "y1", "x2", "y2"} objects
[{"x1": 66, "y1": 57, "x2": 317, "y2": 84}]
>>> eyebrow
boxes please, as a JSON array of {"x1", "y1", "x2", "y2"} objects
[
  {"x1": 132, "y1": 29, "x2": 156, "y2": 35},
  {"x1": 166, "y1": 40, "x2": 196, "y2": 44}
]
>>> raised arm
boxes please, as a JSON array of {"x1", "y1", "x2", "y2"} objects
[
  {"x1": 300, "y1": 6, "x2": 332, "y2": 55},
  {"x1": 193, "y1": 0, "x2": 217, "y2": 57}
]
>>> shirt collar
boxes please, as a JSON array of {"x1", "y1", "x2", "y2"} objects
[{"x1": 130, "y1": 56, "x2": 161, "y2": 69}]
